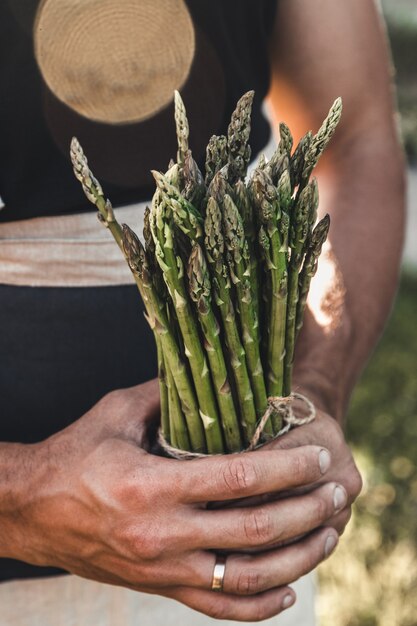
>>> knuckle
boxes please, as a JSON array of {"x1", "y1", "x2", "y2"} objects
[
  {"x1": 252, "y1": 601, "x2": 275, "y2": 623},
  {"x1": 242, "y1": 509, "x2": 273, "y2": 546},
  {"x1": 221, "y1": 458, "x2": 259, "y2": 495},
  {"x1": 103, "y1": 388, "x2": 124, "y2": 406},
  {"x1": 129, "y1": 525, "x2": 166, "y2": 561},
  {"x1": 205, "y1": 598, "x2": 231, "y2": 621},
  {"x1": 236, "y1": 569, "x2": 261, "y2": 595},
  {"x1": 314, "y1": 494, "x2": 331, "y2": 521},
  {"x1": 99, "y1": 388, "x2": 131, "y2": 417}
]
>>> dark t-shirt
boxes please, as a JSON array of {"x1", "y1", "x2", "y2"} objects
[{"x1": 0, "y1": 0, "x2": 277, "y2": 581}]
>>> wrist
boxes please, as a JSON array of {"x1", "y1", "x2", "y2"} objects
[
  {"x1": 292, "y1": 371, "x2": 346, "y2": 425},
  {"x1": 0, "y1": 441, "x2": 46, "y2": 561}
]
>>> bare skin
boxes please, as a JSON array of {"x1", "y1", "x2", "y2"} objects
[{"x1": 0, "y1": 0, "x2": 404, "y2": 621}]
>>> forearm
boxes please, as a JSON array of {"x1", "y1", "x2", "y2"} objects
[
  {"x1": 294, "y1": 129, "x2": 405, "y2": 422},
  {"x1": 267, "y1": 0, "x2": 406, "y2": 423},
  {"x1": 0, "y1": 442, "x2": 42, "y2": 560}
]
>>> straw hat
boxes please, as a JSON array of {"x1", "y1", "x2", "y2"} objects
[{"x1": 34, "y1": 0, "x2": 195, "y2": 124}]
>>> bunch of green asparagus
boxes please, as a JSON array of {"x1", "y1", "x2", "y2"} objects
[{"x1": 70, "y1": 90, "x2": 341, "y2": 455}]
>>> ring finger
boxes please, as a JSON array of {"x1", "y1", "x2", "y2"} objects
[{"x1": 172, "y1": 525, "x2": 338, "y2": 595}]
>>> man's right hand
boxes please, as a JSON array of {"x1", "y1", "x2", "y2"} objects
[{"x1": 0, "y1": 380, "x2": 344, "y2": 621}]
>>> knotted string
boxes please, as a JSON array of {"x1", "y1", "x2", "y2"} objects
[{"x1": 158, "y1": 392, "x2": 316, "y2": 460}]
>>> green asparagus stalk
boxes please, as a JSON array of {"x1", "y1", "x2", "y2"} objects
[
  {"x1": 264, "y1": 122, "x2": 292, "y2": 184},
  {"x1": 151, "y1": 170, "x2": 203, "y2": 243},
  {"x1": 70, "y1": 138, "x2": 124, "y2": 251},
  {"x1": 156, "y1": 338, "x2": 170, "y2": 442},
  {"x1": 188, "y1": 244, "x2": 243, "y2": 452},
  {"x1": 205, "y1": 197, "x2": 258, "y2": 442},
  {"x1": 289, "y1": 131, "x2": 312, "y2": 192},
  {"x1": 208, "y1": 167, "x2": 235, "y2": 206},
  {"x1": 205, "y1": 135, "x2": 228, "y2": 187},
  {"x1": 302, "y1": 98, "x2": 343, "y2": 186},
  {"x1": 166, "y1": 365, "x2": 191, "y2": 451},
  {"x1": 174, "y1": 90, "x2": 189, "y2": 167},
  {"x1": 283, "y1": 183, "x2": 314, "y2": 395},
  {"x1": 174, "y1": 91, "x2": 207, "y2": 207},
  {"x1": 234, "y1": 179, "x2": 259, "y2": 323},
  {"x1": 151, "y1": 197, "x2": 225, "y2": 454},
  {"x1": 227, "y1": 90, "x2": 254, "y2": 183},
  {"x1": 182, "y1": 151, "x2": 206, "y2": 209},
  {"x1": 223, "y1": 194, "x2": 269, "y2": 422},
  {"x1": 308, "y1": 178, "x2": 319, "y2": 230},
  {"x1": 251, "y1": 169, "x2": 288, "y2": 407},
  {"x1": 295, "y1": 214, "x2": 330, "y2": 337},
  {"x1": 143, "y1": 206, "x2": 168, "y2": 300},
  {"x1": 279, "y1": 122, "x2": 294, "y2": 159}
]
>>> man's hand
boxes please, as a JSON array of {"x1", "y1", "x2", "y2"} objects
[
  {"x1": 267, "y1": 408, "x2": 363, "y2": 537},
  {"x1": 0, "y1": 380, "x2": 344, "y2": 621}
]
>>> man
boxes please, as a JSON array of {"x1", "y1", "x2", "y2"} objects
[{"x1": 0, "y1": 0, "x2": 404, "y2": 623}]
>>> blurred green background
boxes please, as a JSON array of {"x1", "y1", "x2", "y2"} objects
[{"x1": 317, "y1": 3, "x2": 417, "y2": 625}]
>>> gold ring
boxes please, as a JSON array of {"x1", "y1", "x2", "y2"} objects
[{"x1": 211, "y1": 554, "x2": 227, "y2": 592}]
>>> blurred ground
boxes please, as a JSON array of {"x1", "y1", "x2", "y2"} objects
[{"x1": 317, "y1": 5, "x2": 417, "y2": 625}]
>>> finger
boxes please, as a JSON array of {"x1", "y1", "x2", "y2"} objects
[
  {"x1": 221, "y1": 527, "x2": 338, "y2": 596},
  {"x1": 174, "y1": 445, "x2": 331, "y2": 503},
  {"x1": 323, "y1": 505, "x2": 352, "y2": 535},
  {"x1": 166, "y1": 585, "x2": 296, "y2": 621},
  {"x1": 189, "y1": 482, "x2": 347, "y2": 551}
]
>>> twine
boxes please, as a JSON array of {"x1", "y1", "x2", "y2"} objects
[{"x1": 158, "y1": 392, "x2": 316, "y2": 460}]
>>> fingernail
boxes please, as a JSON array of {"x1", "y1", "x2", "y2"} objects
[
  {"x1": 319, "y1": 449, "x2": 331, "y2": 474},
  {"x1": 333, "y1": 485, "x2": 347, "y2": 511},
  {"x1": 282, "y1": 593, "x2": 295, "y2": 609},
  {"x1": 324, "y1": 533, "x2": 338, "y2": 558}
]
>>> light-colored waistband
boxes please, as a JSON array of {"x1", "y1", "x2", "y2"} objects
[{"x1": 0, "y1": 204, "x2": 146, "y2": 287}]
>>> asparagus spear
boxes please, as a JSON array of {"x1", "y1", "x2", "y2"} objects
[
  {"x1": 188, "y1": 244, "x2": 243, "y2": 452},
  {"x1": 70, "y1": 138, "x2": 124, "y2": 250},
  {"x1": 156, "y1": 339, "x2": 170, "y2": 443},
  {"x1": 223, "y1": 194, "x2": 269, "y2": 422},
  {"x1": 173, "y1": 91, "x2": 207, "y2": 208},
  {"x1": 264, "y1": 122, "x2": 292, "y2": 185},
  {"x1": 295, "y1": 214, "x2": 330, "y2": 337},
  {"x1": 251, "y1": 170, "x2": 288, "y2": 404},
  {"x1": 174, "y1": 90, "x2": 189, "y2": 167},
  {"x1": 166, "y1": 365, "x2": 191, "y2": 451},
  {"x1": 234, "y1": 179, "x2": 259, "y2": 323},
  {"x1": 182, "y1": 151, "x2": 206, "y2": 209},
  {"x1": 283, "y1": 183, "x2": 314, "y2": 395},
  {"x1": 290, "y1": 131, "x2": 312, "y2": 192},
  {"x1": 205, "y1": 197, "x2": 258, "y2": 442},
  {"x1": 152, "y1": 170, "x2": 204, "y2": 244},
  {"x1": 227, "y1": 90, "x2": 254, "y2": 183},
  {"x1": 143, "y1": 206, "x2": 168, "y2": 300},
  {"x1": 208, "y1": 167, "x2": 235, "y2": 206},
  {"x1": 301, "y1": 98, "x2": 343, "y2": 187},
  {"x1": 279, "y1": 122, "x2": 294, "y2": 159},
  {"x1": 151, "y1": 198, "x2": 225, "y2": 454},
  {"x1": 205, "y1": 135, "x2": 228, "y2": 187},
  {"x1": 292, "y1": 99, "x2": 342, "y2": 201}
]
